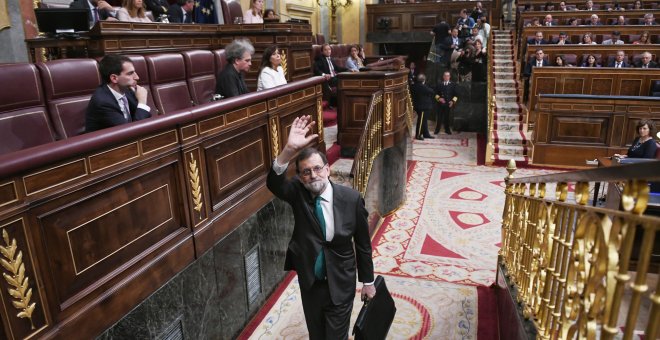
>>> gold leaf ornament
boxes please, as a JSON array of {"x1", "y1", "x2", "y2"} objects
[
  {"x1": 188, "y1": 154, "x2": 204, "y2": 214},
  {"x1": 0, "y1": 229, "x2": 36, "y2": 329},
  {"x1": 280, "y1": 50, "x2": 288, "y2": 77}
]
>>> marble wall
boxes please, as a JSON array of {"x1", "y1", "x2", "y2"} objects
[{"x1": 97, "y1": 198, "x2": 294, "y2": 340}]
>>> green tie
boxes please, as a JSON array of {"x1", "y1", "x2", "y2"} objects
[{"x1": 314, "y1": 196, "x2": 327, "y2": 280}]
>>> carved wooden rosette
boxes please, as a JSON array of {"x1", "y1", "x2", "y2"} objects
[
  {"x1": 316, "y1": 99, "x2": 324, "y2": 142},
  {"x1": 268, "y1": 116, "x2": 280, "y2": 158}
]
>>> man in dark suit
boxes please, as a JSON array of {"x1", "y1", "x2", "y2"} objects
[
  {"x1": 266, "y1": 115, "x2": 376, "y2": 339},
  {"x1": 635, "y1": 51, "x2": 658, "y2": 68},
  {"x1": 608, "y1": 50, "x2": 630, "y2": 67},
  {"x1": 85, "y1": 55, "x2": 151, "y2": 133},
  {"x1": 168, "y1": 0, "x2": 193, "y2": 23},
  {"x1": 435, "y1": 71, "x2": 458, "y2": 135},
  {"x1": 314, "y1": 43, "x2": 347, "y2": 107},
  {"x1": 215, "y1": 39, "x2": 253, "y2": 99},
  {"x1": 412, "y1": 74, "x2": 436, "y2": 140},
  {"x1": 144, "y1": 0, "x2": 171, "y2": 21},
  {"x1": 69, "y1": 0, "x2": 116, "y2": 27},
  {"x1": 527, "y1": 31, "x2": 548, "y2": 46},
  {"x1": 447, "y1": 28, "x2": 464, "y2": 50},
  {"x1": 522, "y1": 49, "x2": 549, "y2": 102},
  {"x1": 555, "y1": 32, "x2": 572, "y2": 44}
]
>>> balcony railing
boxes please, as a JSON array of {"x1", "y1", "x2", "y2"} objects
[{"x1": 500, "y1": 159, "x2": 660, "y2": 339}]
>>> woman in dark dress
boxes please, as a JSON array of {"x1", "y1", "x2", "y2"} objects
[
  {"x1": 471, "y1": 39, "x2": 488, "y2": 82},
  {"x1": 615, "y1": 119, "x2": 658, "y2": 158}
]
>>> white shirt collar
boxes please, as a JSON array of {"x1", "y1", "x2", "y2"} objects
[
  {"x1": 107, "y1": 85, "x2": 126, "y2": 101},
  {"x1": 318, "y1": 181, "x2": 333, "y2": 203}
]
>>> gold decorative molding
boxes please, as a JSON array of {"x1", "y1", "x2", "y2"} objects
[
  {"x1": 188, "y1": 154, "x2": 203, "y2": 214},
  {"x1": 384, "y1": 93, "x2": 392, "y2": 129},
  {"x1": 0, "y1": 229, "x2": 36, "y2": 330},
  {"x1": 280, "y1": 50, "x2": 288, "y2": 78},
  {"x1": 269, "y1": 117, "x2": 280, "y2": 157},
  {"x1": 316, "y1": 100, "x2": 324, "y2": 142}
]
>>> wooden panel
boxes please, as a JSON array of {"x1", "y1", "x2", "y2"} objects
[
  {"x1": 37, "y1": 163, "x2": 185, "y2": 308},
  {"x1": 551, "y1": 116, "x2": 609, "y2": 144},
  {"x1": 0, "y1": 181, "x2": 18, "y2": 208},
  {"x1": 0, "y1": 218, "x2": 49, "y2": 339},
  {"x1": 23, "y1": 159, "x2": 87, "y2": 196},
  {"x1": 591, "y1": 78, "x2": 613, "y2": 95},
  {"x1": 89, "y1": 143, "x2": 140, "y2": 172},
  {"x1": 619, "y1": 79, "x2": 643, "y2": 96},
  {"x1": 535, "y1": 77, "x2": 557, "y2": 96},
  {"x1": 563, "y1": 78, "x2": 584, "y2": 94},
  {"x1": 141, "y1": 130, "x2": 178, "y2": 154}
]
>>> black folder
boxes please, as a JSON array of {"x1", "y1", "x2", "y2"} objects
[{"x1": 352, "y1": 275, "x2": 396, "y2": 340}]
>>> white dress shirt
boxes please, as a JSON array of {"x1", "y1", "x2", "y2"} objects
[
  {"x1": 243, "y1": 10, "x2": 264, "y2": 23},
  {"x1": 257, "y1": 66, "x2": 287, "y2": 91},
  {"x1": 107, "y1": 85, "x2": 151, "y2": 120}
]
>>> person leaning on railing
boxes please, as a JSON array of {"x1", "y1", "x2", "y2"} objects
[{"x1": 614, "y1": 119, "x2": 658, "y2": 159}]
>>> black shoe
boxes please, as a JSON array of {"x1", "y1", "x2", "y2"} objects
[
  {"x1": 415, "y1": 136, "x2": 424, "y2": 140},
  {"x1": 423, "y1": 135, "x2": 435, "y2": 139},
  {"x1": 445, "y1": 130, "x2": 452, "y2": 135},
  {"x1": 434, "y1": 129, "x2": 440, "y2": 134}
]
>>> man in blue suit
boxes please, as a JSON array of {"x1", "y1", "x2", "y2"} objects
[
  {"x1": 607, "y1": 51, "x2": 630, "y2": 67},
  {"x1": 85, "y1": 55, "x2": 151, "y2": 133}
]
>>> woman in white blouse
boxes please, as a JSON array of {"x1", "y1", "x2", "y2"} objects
[
  {"x1": 117, "y1": 0, "x2": 152, "y2": 22},
  {"x1": 257, "y1": 45, "x2": 287, "y2": 91},
  {"x1": 345, "y1": 45, "x2": 364, "y2": 72},
  {"x1": 243, "y1": 0, "x2": 264, "y2": 24}
]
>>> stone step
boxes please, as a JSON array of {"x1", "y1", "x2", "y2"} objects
[
  {"x1": 494, "y1": 113, "x2": 522, "y2": 122},
  {"x1": 493, "y1": 71, "x2": 515, "y2": 79},
  {"x1": 494, "y1": 120, "x2": 522, "y2": 131},
  {"x1": 329, "y1": 159, "x2": 353, "y2": 187},
  {"x1": 494, "y1": 87, "x2": 518, "y2": 95},
  {"x1": 493, "y1": 154, "x2": 529, "y2": 162},
  {"x1": 494, "y1": 131, "x2": 527, "y2": 145},
  {"x1": 495, "y1": 101, "x2": 521, "y2": 109},
  {"x1": 494, "y1": 93, "x2": 518, "y2": 101},
  {"x1": 495, "y1": 144, "x2": 527, "y2": 157}
]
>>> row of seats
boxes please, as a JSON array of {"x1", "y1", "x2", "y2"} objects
[
  {"x1": 527, "y1": 33, "x2": 657, "y2": 43},
  {"x1": 532, "y1": 52, "x2": 655, "y2": 65},
  {"x1": 524, "y1": 17, "x2": 656, "y2": 25},
  {"x1": 0, "y1": 49, "x2": 227, "y2": 155},
  {"x1": 519, "y1": 3, "x2": 660, "y2": 11}
]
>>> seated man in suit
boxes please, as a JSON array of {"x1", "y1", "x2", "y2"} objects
[
  {"x1": 215, "y1": 39, "x2": 254, "y2": 99},
  {"x1": 543, "y1": 14, "x2": 555, "y2": 26},
  {"x1": 602, "y1": 31, "x2": 625, "y2": 45},
  {"x1": 448, "y1": 28, "x2": 464, "y2": 50},
  {"x1": 314, "y1": 43, "x2": 347, "y2": 107},
  {"x1": 144, "y1": 0, "x2": 170, "y2": 21},
  {"x1": 69, "y1": 0, "x2": 118, "y2": 27},
  {"x1": 555, "y1": 32, "x2": 572, "y2": 44},
  {"x1": 635, "y1": 51, "x2": 658, "y2": 68},
  {"x1": 85, "y1": 54, "x2": 152, "y2": 133},
  {"x1": 523, "y1": 49, "x2": 549, "y2": 102},
  {"x1": 528, "y1": 31, "x2": 548, "y2": 46},
  {"x1": 169, "y1": 0, "x2": 193, "y2": 23},
  {"x1": 267, "y1": 115, "x2": 376, "y2": 339},
  {"x1": 608, "y1": 50, "x2": 630, "y2": 67},
  {"x1": 589, "y1": 14, "x2": 602, "y2": 25},
  {"x1": 644, "y1": 13, "x2": 656, "y2": 25},
  {"x1": 435, "y1": 71, "x2": 458, "y2": 135}
]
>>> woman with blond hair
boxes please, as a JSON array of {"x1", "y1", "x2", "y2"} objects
[
  {"x1": 243, "y1": 0, "x2": 264, "y2": 23},
  {"x1": 117, "y1": 0, "x2": 152, "y2": 22}
]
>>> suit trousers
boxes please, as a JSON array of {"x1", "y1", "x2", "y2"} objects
[
  {"x1": 416, "y1": 110, "x2": 431, "y2": 137},
  {"x1": 300, "y1": 280, "x2": 354, "y2": 340},
  {"x1": 436, "y1": 104, "x2": 452, "y2": 133}
]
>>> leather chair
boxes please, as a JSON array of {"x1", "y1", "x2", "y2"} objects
[
  {"x1": 182, "y1": 50, "x2": 217, "y2": 105},
  {"x1": 226, "y1": 0, "x2": 243, "y2": 24},
  {"x1": 37, "y1": 58, "x2": 101, "y2": 139},
  {"x1": 125, "y1": 55, "x2": 159, "y2": 115},
  {"x1": 0, "y1": 63, "x2": 57, "y2": 155},
  {"x1": 145, "y1": 53, "x2": 194, "y2": 114},
  {"x1": 562, "y1": 54, "x2": 578, "y2": 66},
  {"x1": 650, "y1": 80, "x2": 660, "y2": 96},
  {"x1": 220, "y1": 0, "x2": 231, "y2": 24},
  {"x1": 315, "y1": 34, "x2": 326, "y2": 45},
  {"x1": 213, "y1": 49, "x2": 228, "y2": 73}
]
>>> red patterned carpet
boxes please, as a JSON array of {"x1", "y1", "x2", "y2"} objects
[{"x1": 238, "y1": 133, "x2": 557, "y2": 339}]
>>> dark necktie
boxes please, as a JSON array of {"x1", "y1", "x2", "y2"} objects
[
  {"x1": 93, "y1": 8, "x2": 99, "y2": 24},
  {"x1": 616, "y1": 62, "x2": 621, "y2": 68},
  {"x1": 314, "y1": 196, "x2": 327, "y2": 280}
]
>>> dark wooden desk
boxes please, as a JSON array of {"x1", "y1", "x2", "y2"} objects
[{"x1": 25, "y1": 36, "x2": 90, "y2": 63}]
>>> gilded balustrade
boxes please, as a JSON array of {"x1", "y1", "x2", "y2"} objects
[
  {"x1": 351, "y1": 91, "x2": 384, "y2": 196},
  {"x1": 485, "y1": 33, "x2": 495, "y2": 165},
  {"x1": 500, "y1": 160, "x2": 660, "y2": 340}
]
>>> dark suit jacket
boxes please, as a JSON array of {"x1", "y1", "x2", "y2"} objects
[
  {"x1": 85, "y1": 85, "x2": 151, "y2": 133},
  {"x1": 69, "y1": 0, "x2": 111, "y2": 25},
  {"x1": 144, "y1": 0, "x2": 170, "y2": 19},
  {"x1": 635, "y1": 60, "x2": 659, "y2": 68},
  {"x1": 527, "y1": 38, "x2": 548, "y2": 46},
  {"x1": 313, "y1": 56, "x2": 346, "y2": 76},
  {"x1": 523, "y1": 59, "x2": 550, "y2": 76},
  {"x1": 445, "y1": 36, "x2": 464, "y2": 50},
  {"x1": 168, "y1": 4, "x2": 191, "y2": 23},
  {"x1": 215, "y1": 64, "x2": 248, "y2": 99},
  {"x1": 607, "y1": 60, "x2": 630, "y2": 67},
  {"x1": 266, "y1": 168, "x2": 374, "y2": 305},
  {"x1": 435, "y1": 81, "x2": 457, "y2": 107},
  {"x1": 412, "y1": 81, "x2": 436, "y2": 111}
]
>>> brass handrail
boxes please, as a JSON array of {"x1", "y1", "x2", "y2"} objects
[
  {"x1": 350, "y1": 90, "x2": 384, "y2": 196},
  {"x1": 500, "y1": 159, "x2": 660, "y2": 340},
  {"x1": 485, "y1": 30, "x2": 495, "y2": 164}
]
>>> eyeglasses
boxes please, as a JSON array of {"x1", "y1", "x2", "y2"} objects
[{"x1": 300, "y1": 164, "x2": 327, "y2": 177}]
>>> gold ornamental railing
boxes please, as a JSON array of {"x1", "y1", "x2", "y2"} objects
[
  {"x1": 351, "y1": 91, "x2": 383, "y2": 196},
  {"x1": 500, "y1": 160, "x2": 660, "y2": 340},
  {"x1": 404, "y1": 84, "x2": 415, "y2": 137},
  {"x1": 485, "y1": 31, "x2": 495, "y2": 165}
]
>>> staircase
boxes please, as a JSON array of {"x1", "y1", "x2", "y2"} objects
[{"x1": 490, "y1": 30, "x2": 530, "y2": 165}]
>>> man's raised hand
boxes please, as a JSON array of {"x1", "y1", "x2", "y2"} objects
[{"x1": 286, "y1": 115, "x2": 318, "y2": 151}]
